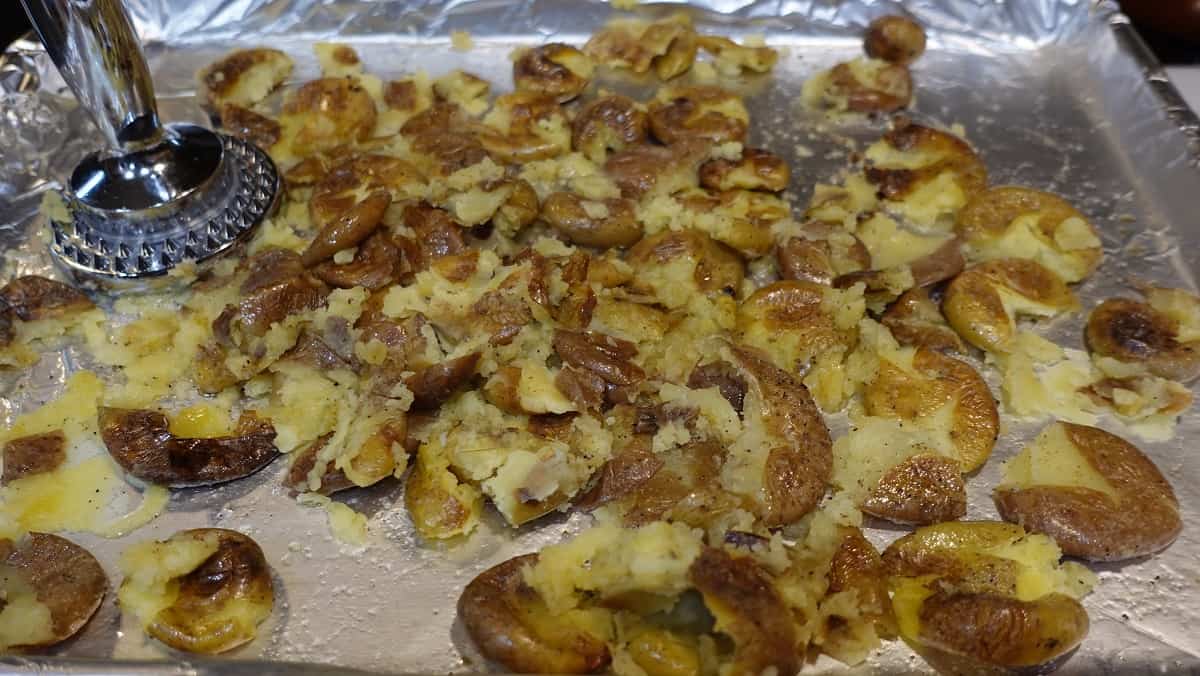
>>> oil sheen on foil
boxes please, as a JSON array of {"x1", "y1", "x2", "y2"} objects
[{"x1": 1, "y1": 0, "x2": 1199, "y2": 673}]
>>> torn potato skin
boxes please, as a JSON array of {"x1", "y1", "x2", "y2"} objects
[
  {"x1": 2, "y1": 430, "x2": 66, "y2": 485},
  {"x1": 825, "y1": 526, "x2": 896, "y2": 640},
  {"x1": 406, "y1": 352, "x2": 482, "y2": 411},
  {"x1": 198, "y1": 48, "x2": 293, "y2": 108},
  {"x1": 881, "y1": 285, "x2": 965, "y2": 354},
  {"x1": 865, "y1": 120, "x2": 988, "y2": 211},
  {"x1": 459, "y1": 554, "x2": 611, "y2": 673},
  {"x1": 217, "y1": 103, "x2": 281, "y2": 149},
  {"x1": 0, "y1": 533, "x2": 107, "y2": 651},
  {"x1": 829, "y1": 60, "x2": 913, "y2": 113},
  {"x1": 0, "y1": 275, "x2": 94, "y2": 321},
  {"x1": 301, "y1": 191, "x2": 393, "y2": 267},
  {"x1": 540, "y1": 193, "x2": 643, "y2": 248},
  {"x1": 688, "y1": 547, "x2": 800, "y2": 675},
  {"x1": 99, "y1": 408, "x2": 279, "y2": 487},
  {"x1": 994, "y1": 422, "x2": 1182, "y2": 562}
]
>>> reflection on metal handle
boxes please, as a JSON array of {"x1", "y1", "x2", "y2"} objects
[{"x1": 19, "y1": 0, "x2": 162, "y2": 152}]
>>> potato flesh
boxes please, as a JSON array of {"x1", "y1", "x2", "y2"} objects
[
  {"x1": 999, "y1": 422, "x2": 1116, "y2": 498},
  {"x1": 0, "y1": 563, "x2": 55, "y2": 649}
]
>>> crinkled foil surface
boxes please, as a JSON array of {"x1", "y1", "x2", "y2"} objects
[{"x1": 2, "y1": 0, "x2": 1200, "y2": 673}]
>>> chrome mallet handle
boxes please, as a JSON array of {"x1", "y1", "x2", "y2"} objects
[{"x1": 20, "y1": 0, "x2": 162, "y2": 152}]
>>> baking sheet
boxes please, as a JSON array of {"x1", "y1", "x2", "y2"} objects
[{"x1": 3, "y1": 0, "x2": 1200, "y2": 673}]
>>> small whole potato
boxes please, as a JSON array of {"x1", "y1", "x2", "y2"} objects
[{"x1": 864, "y1": 16, "x2": 927, "y2": 65}]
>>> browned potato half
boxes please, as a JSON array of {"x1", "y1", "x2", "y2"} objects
[
  {"x1": 0, "y1": 275, "x2": 93, "y2": 321},
  {"x1": 864, "y1": 15, "x2": 927, "y2": 64},
  {"x1": 881, "y1": 285, "x2": 965, "y2": 354},
  {"x1": 688, "y1": 547, "x2": 800, "y2": 675},
  {"x1": 943, "y1": 258, "x2": 1078, "y2": 353},
  {"x1": 699, "y1": 147, "x2": 790, "y2": 192},
  {"x1": 604, "y1": 140, "x2": 708, "y2": 199},
  {"x1": 956, "y1": 186, "x2": 1102, "y2": 283},
  {"x1": 0, "y1": 533, "x2": 107, "y2": 651},
  {"x1": 513, "y1": 43, "x2": 594, "y2": 102},
  {"x1": 2, "y1": 430, "x2": 66, "y2": 484},
  {"x1": 736, "y1": 280, "x2": 853, "y2": 373},
  {"x1": 864, "y1": 347, "x2": 999, "y2": 473},
  {"x1": 279, "y1": 77, "x2": 377, "y2": 155},
  {"x1": 198, "y1": 48, "x2": 294, "y2": 108},
  {"x1": 885, "y1": 521, "x2": 1095, "y2": 674},
  {"x1": 571, "y1": 95, "x2": 647, "y2": 163},
  {"x1": 540, "y1": 192, "x2": 643, "y2": 248},
  {"x1": 828, "y1": 59, "x2": 912, "y2": 113},
  {"x1": 459, "y1": 553, "x2": 611, "y2": 673},
  {"x1": 118, "y1": 528, "x2": 274, "y2": 654},
  {"x1": 99, "y1": 408, "x2": 279, "y2": 487},
  {"x1": 647, "y1": 85, "x2": 749, "y2": 145},
  {"x1": 1085, "y1": 287, "x2": 1200, "y2": 382},
  {"x1": 863, "y1": 121, "x2": 988, "y2": 230},
  {"x1": 994, "y1": 421, "x2": 1182, "y2": 561}
]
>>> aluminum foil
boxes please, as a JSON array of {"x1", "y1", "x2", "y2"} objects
[{"x1": 3, "y1": 0, "x2": 1200, "y2": 673}]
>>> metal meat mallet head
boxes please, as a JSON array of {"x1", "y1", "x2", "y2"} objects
[{"x1": 20, "y1": 0, "x2": 279, "y2": 284}]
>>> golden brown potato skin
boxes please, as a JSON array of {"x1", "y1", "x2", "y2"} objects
[
  {"x1": 829, "y1": 60, "x2": 913, "y2": 113},
  {"x1": 2, "y1": 430, "x2": 66, "y2": 484},
  {"x1": 199, "y1": 48, "x2": 291, "y2": 106},
  {"x1": 863, "y1": 15, "x2": 927, "y2": 64},
  {"x1": 459, "y1": 554, "x2": 611, "y2": 673},
  {"x1": 647, "y1": 86, "x2": 748, "y2": 145},
  {"x1": 699, "y1": 148, "x2": 790, "y2": 193},
  {"x1": 99, "y1": 408, "x2": 279, "y2": 487},
  {"x1": 731, "y1": 345, "x2": 833, "y2": 525},
  {"x1": 0, "y1": 275, "x2": 94, "y2": 321},
  {"x1": 218, "y1": 104, "x2": 281, "y2": 149},
  {"x1": 861, "y1": 453, "x2": 967, "y2": 526},
  {"x1": 866, "y1": 121, "x2": 988, "y2": 204},
  {"x1": 918, "y1": 591, "x2": 1088, "y2": 672},
  {"x1": 627, "y1": 230, "x2": 745, "y2": 299},
  {"x1": 688, "y1": 547, "x2": 800, "y2": 675},
  {"x1": 1086, "y1": 297, "x2": 1200, "y2": 383},
  {"x1": 513, "y1": 43, "x2": 591, "y2": 102},
  {"x1": 994, "y1": 422, "x2": 1182, "y2": 561},
  {"x1": 827, "y1": 527, "x2": 895, "y2": 636},
  {"x1": 301, "y1": 191, "x2": 392, "y2": 267},
  {"x1": 147, "y1": 529, "x2": 274, "y2": 654},
  {"x1": 281, "y1": 77, "x2": 377, "y2": 155},
  {"x1": 540, "y1": 193, "x2": 643, "y2": 248},
  {"x1": 0, "y1": 533, "x2": 107, "y2": 650},
  {"x1": 864, "y1": 348, "x2": 998, "y2": 473}
]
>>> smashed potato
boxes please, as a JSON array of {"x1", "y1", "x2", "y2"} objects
[
  {"x1": 0, "y1": 533, "x2": 107, "y2": 651},
  {"x1": 885, "y1": 521, "x2": 1094, "y2": 674},
  {"x1": 1086, "y1": 286, "x2": 1200, "y2": 382},
  {"x1": 943, "y1": 258, "x2": 1078, "y2": 353},
  {"x1": 995, "y1": 422, "x2": 1181, "y2": 561},
  {"x1": 957, "y1": 186, "x2": 1102, "y2": 283},
  {"x1": 118, "y1": 529, "x2": 273, "y2": 654},
  {"x1": 198, "y1": 48, "x2": 294, "y2": 108}
]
